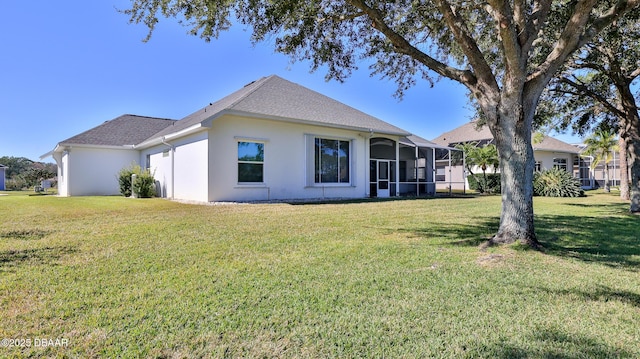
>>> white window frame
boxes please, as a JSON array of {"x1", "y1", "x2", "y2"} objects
[
  {"x1": 306, "y1": 135, "x2": 354, "y2": 187},
  {"x1": 237, "y1": 140, "x2": 265, "y2": 184},
  {"x1": 553, "y1": 157, "x2": 568, "y2": 171}
]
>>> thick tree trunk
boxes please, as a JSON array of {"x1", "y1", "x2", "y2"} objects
[
  {"x1": 618, "y1": 134, "x2": 629, "y2": 200},
  {"x1": 486, "y1": 96, "x2": 538, "y2": 247},
  {"x1": 626, "y1": 115, "x2": 640, "y2": 213},
  {"x1": 618, "y1": 84, "x2": 640, "y2": 213}
]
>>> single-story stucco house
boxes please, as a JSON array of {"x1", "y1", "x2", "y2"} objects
[
  {"x1": 42, "y1": 75, "x2": 457, "y2": 202},
  {"x1": 0, "y1": 164, "x2": 6, "y2": 190},
  {"x1": 431, "y1": 120, "x2": 600, "y2": 188}
]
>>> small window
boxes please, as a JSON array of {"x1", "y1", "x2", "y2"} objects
[
  {"x1": 553, "y1": 158, "x2": 567, "y2": 171},
  {"x1": 238, "y1": 141, "x2": 264, "y2": 183}
]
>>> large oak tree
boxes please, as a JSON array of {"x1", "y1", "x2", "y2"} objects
[{"x1": 124, "y1": 0, "x2": 639, "y2": 247}]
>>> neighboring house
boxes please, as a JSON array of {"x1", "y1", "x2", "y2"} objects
[
  {"x1": 42, "y1": 75, "x2": 456, "y2": 201},
  {"x1": 432, "y1": 120, "x2": 587, "y2": 188},
  {"x1": 574, "y1": 144, "x2": 624, "y2": 189},
  {"x1": 0, "y1": 164, "x2": 6, "y2": 190}
]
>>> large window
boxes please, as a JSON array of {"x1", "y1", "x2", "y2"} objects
[
  {"x1": 314, "y1": 138, "x2": 350, "y2": 184},
  {"x1": 238, "y1": 141, "x2": 264, "y2": 183}
]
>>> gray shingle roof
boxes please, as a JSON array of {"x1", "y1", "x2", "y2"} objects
[
  {"x1": 60, "y1": 114, "x2": 176, "y2": 147},
  {"x1": 400, "y1": 134, "x2": 450, "y2": 148},
  {"x1": 533, "y1": 135, "x2": 580, "y2": 154},
  {"x1": 431, "y1": 121, "x2": 493, "y2": 147},
  {"x1": 432, "y1": 120, "x2": 579, "y2": 154},
  {"x1": 148, "y1": 75, "x2": 410, "y2": 141}
]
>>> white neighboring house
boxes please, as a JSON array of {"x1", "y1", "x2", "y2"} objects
[
  {"x1": 431, "y1": 121, "x2": 586, "y2": 189},
  {"x1": 43, "y1": 75, "x2": 452, "y2": 202}
]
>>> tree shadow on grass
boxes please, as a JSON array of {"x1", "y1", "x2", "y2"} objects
[
  {"x1": 401, "y1": 210, "x2": 639, "y2": 269},
  {"x1": 477, "y1": 326, "x2": 633, "y2": 358},
  {"x1": 0, "y1": 229, "x2": 54, "y2": 240},
  {"x1": 535, "y1": 214, "x2": 640, "y2": 270},
  {"x1": 532, "y1": 284, "x2": 640, "y2": 308},
  {"x1": 404, "y1": 218, "x2": 499, "y2": 246},
  {"x1": 0, "y1": 246, "x2": 76, "y2": 272},
  {"x1": 282, "y1": 194, "x2": 480, "y2": 206}
]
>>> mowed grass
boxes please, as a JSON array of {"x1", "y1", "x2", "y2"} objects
[{"x1": 0, "y1": 191, "x2": 639, "y2": 358}]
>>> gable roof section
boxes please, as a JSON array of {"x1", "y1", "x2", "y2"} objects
[
  {"x1": 400, "y1": 134, "x2": 456, "y2": 149},
  {"x1": 533, "y1": 135, "x2": 580, "y2": 154},
  {"x1": 60, "y1": 114, "x2": 176, "y2": 147},
  {"x1": 432, "y1": 120, "x2": 579, "y2": 154},
  {"x1": 147, "y1": 75, "x2": 410, "y2": 142},
  {"x1": 431, "y1": 120, "x2": 492, "y2": 147}
]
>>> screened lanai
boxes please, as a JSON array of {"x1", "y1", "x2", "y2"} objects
[{"x1": 368, "y1": 135, "x2": 463, "y2": 198}]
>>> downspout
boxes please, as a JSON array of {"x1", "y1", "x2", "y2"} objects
[{"x1": 161, "y1": 137, "x2": 175, "y2": 199}]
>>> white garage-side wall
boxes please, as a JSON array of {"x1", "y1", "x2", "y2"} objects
[
  {"x1": 142, "y1": 131, "x2": 209, "y2": 202},
  {"x1": 207, "y1": 115, "x2": 370, "y2": 202},
  {"x1": 65, "y1": 146, "x2": 139, "y2": 196},
  {"x1": 173, "y1": 131, "x2": 209, "y2": 202},
  {"x1": 142, "y1": 145, "x2": 173, "y2": 199}
]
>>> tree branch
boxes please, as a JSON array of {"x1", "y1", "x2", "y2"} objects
[
  {"x1": 432, "y1": 0, "x2": 498, "y2": 92},
  {"x1": 520, "y1": 0, "x2": 552, "y2": 55},
  {"x1": 487, "y1": 0, "x2": 524, "y2": 80},
  {"x1": 559, "y1": 76, "x2": 625, "y2": 118},
  {"x1": 345, "y1": 0, "x2": 476, "y2": 86},
  {"x1": 629, "y1": 66, "x2": 640, "y2": 81},
  {"x1": 528, "y1": 0, "x2": 598, "y2": 86}
]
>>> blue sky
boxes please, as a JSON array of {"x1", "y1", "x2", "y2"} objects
[{"x1": 1, "y1": 1, "x2": 579, "y2": 162}]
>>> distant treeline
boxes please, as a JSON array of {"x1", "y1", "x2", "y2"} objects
[{"x1": 1, "y1": 156, "x2": 57, "y2": 190}]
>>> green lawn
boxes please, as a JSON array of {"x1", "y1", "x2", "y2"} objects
[{"x1": 1, "y1": 191, "x2": 639, "y2": 358}]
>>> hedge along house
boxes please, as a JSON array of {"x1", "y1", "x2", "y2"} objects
[
  {"x1": 431, "y1": 120, "x2": 589, "y2": 189},
  {"x1": 42, "y1": 75, "x2": 453, "y2": 202}
]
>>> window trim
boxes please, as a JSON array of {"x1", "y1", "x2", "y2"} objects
[
  {"x1": 306, "y1": 135, "x2": 354, "y2": 187},
  {"x1": 553, "y1": 157, "x2": 568, "y2": 171},
  {"x1": 237, "y1": 140, "x2": 265, "y2": 184}
]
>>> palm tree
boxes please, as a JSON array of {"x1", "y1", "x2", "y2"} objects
[
  {"x1": 583, "y1": 129, "x2": 619, "y2": 192},
  {"x1": 456, "y1": 142, "x2": 500, "y2": 193}
]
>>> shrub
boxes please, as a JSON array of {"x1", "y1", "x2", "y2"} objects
[
  {"x1": 5, "y1": 178, "x2": 27, "y2": 191},
  {"x1": 118, "y1": 164, "x2": 156, "y2": 198},
  {"x1": 118, "y1": 167, "x2": 135, "y2": 197},
  {"x1": 467, "y1": 174, "x2": 501, "y2": 194},
  {"x1": 533, "y1": 168, "x2": 584, "y2": 197},
  {"x1": 132, "y1": 170, "x2": 156, "y2": 198}
]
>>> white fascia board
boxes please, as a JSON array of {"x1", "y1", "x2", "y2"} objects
[
  {"x1": 135, "y1": 123, "x2": 209, "y2": 149},
  {"x1": 533, "y1": 148, "x2": 580, "y2": 155},
  {"x1": 403, "y1": 140, "x2": 459, "y2": 151},
  {"x1": 39, "y1": 145, "x2": 60, "y2": 160},
  {"x1": 205, "y1": 109, "x2": 412, "y2": 137}
]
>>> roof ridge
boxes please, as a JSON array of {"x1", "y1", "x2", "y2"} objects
[
  {"x1": 225, "y1": 75, "x2": 274, "y2": 110},
  {"x1": 122, "y1": 113, "x2": 177, "y2": 122}
]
